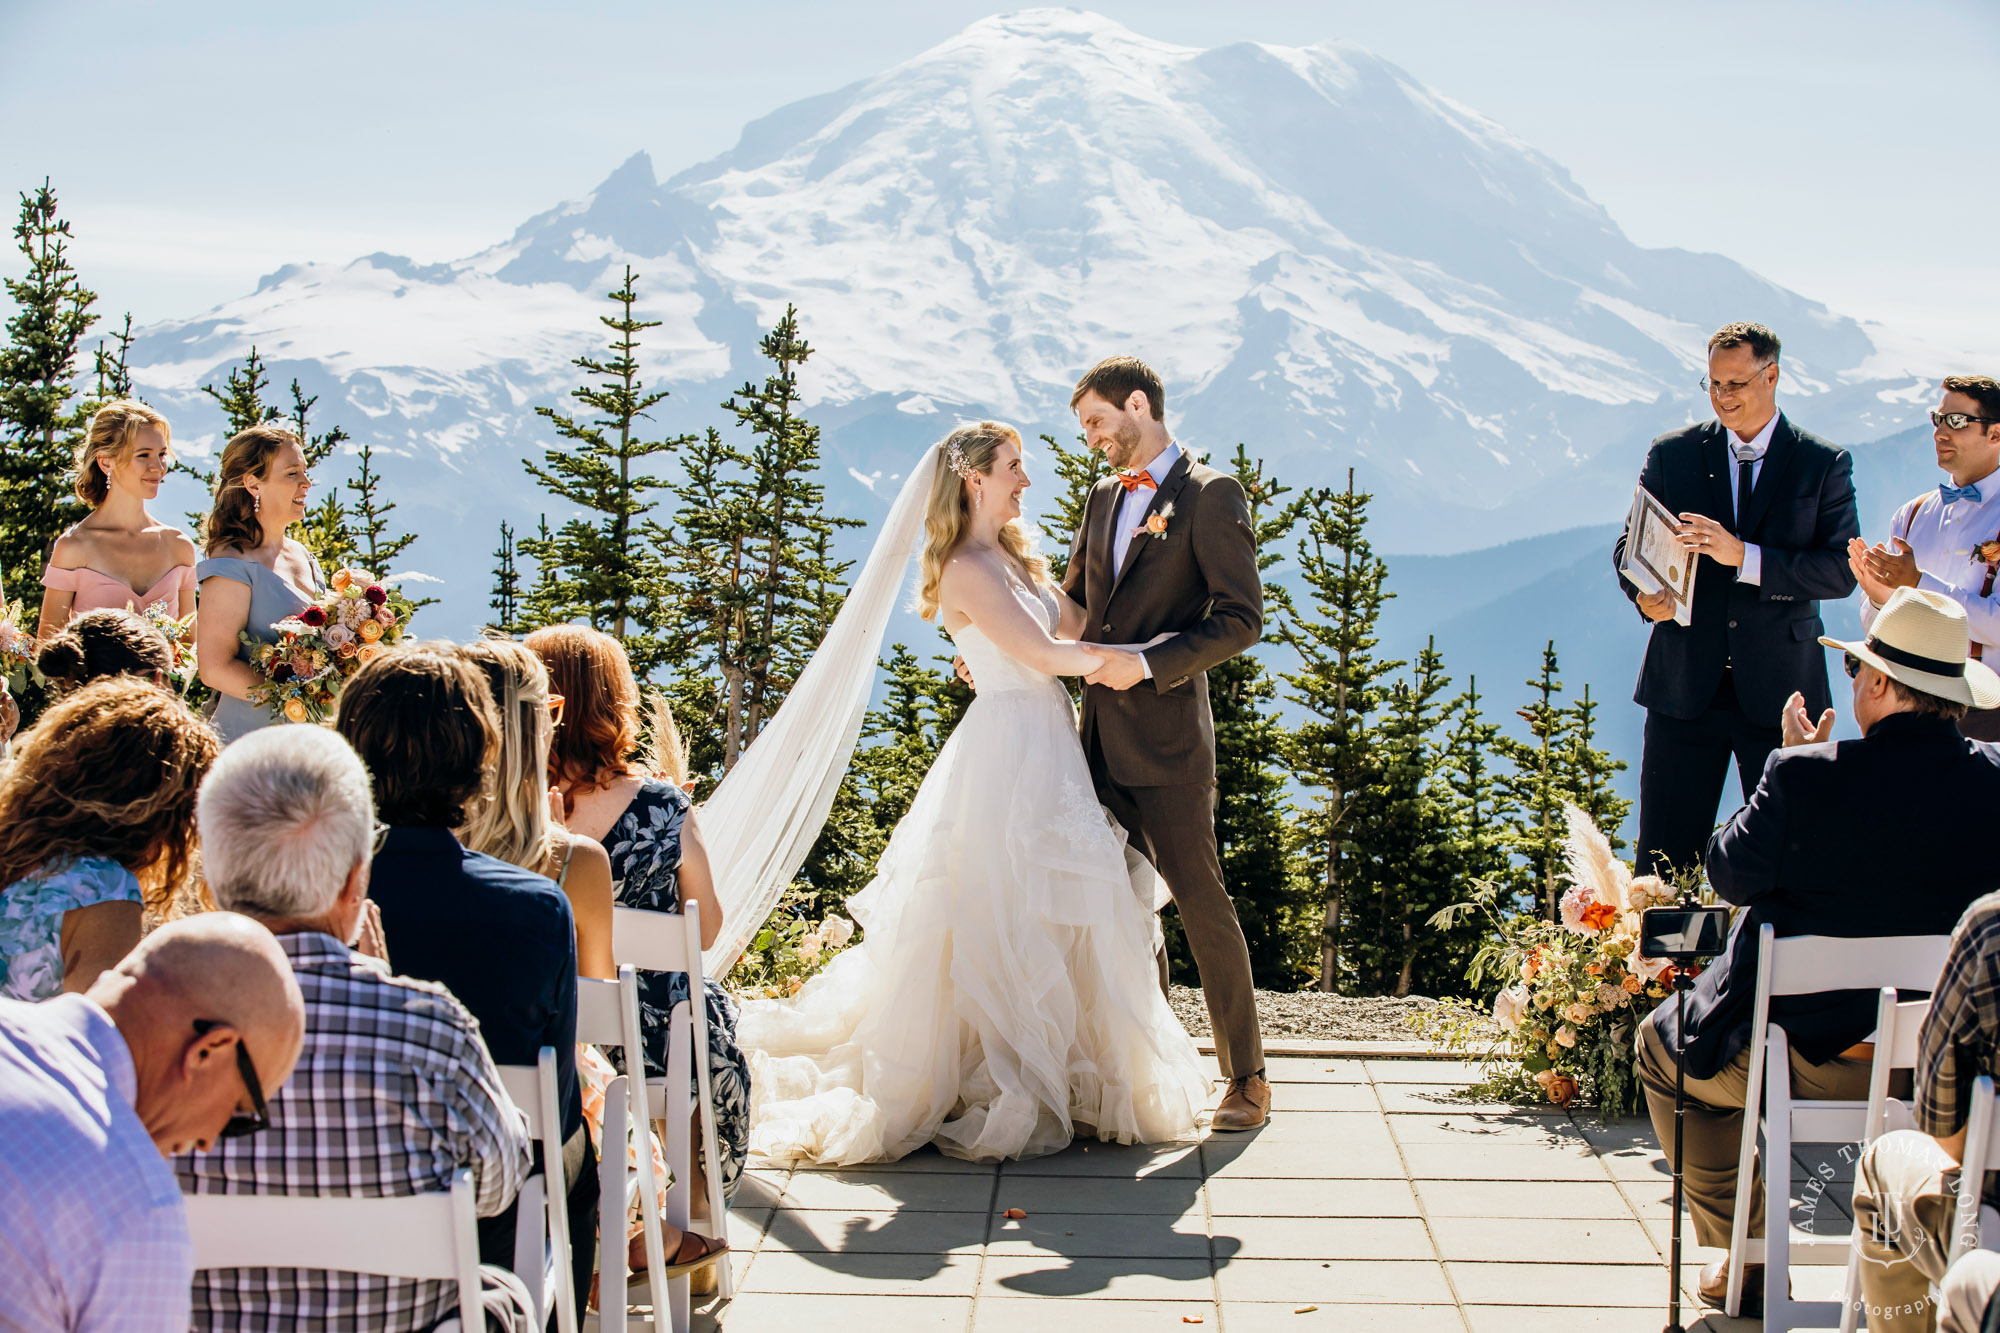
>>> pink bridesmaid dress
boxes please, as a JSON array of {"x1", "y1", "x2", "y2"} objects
[{"x1": 40, "y1": 563, "x2": 197, "y2": 617}]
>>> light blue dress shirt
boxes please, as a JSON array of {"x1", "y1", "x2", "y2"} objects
[
  {"x1": 1110, "y1": 439, "x2": 1182, "y2": 681},
  {"x1": 0, "y1": 993, "x2": 191, "y2": 1333},
  {"x1": 1726, "y1": 410, "x2": 1780, "y2": 586}
]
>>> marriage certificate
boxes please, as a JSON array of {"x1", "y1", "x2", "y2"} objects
[{"x1": 1618, "y1": 485, "x2": 1694, "y2": 627}]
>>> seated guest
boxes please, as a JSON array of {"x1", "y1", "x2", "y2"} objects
[
  {"x1": 1854, "y1": 891, "x2": 2000, "y2": 1333},
  {"x1": 178, "y1": 726, "x2": 537, "y2": 1332},
  {"x1": 333, "y1": 646, "x2": 604, "y2": 1303},
  {"x1": 1937, "y1": 1253, "x2": 2000, "y2": 1333},
  {"x1": 36, "y1": 607, "x2": 174, "y2": 696},
  {"x1": 1635, "y1": 587, "x2": 2000, "y2": 1313},
  {"x1": 1, "y1": 913, "x2": 305, "y2": 1333},
  {"x1": 0, "y1": 677, "x2": 219, "y2": 1001},
  {"x1": 1850, "y1": 375, "x2": 2000, "y2": 740},
  {"x1": 528, "y1": 625, "x2": 749, "y2": 1223}
]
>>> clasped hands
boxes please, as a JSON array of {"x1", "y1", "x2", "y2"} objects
[
  {"x1": 1846, "y1": 535, "x2": 1920, "y2": 607},
  {"x1": 952, "y1": 632, "x2": 1172, "y2": 694}
]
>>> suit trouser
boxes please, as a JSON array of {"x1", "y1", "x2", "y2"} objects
[
  {"x1": 1635, "y1": 1009, "x2": 1871, "y2": 1250},
  {"x1": 1088, "y1": 733, "x2": 1264, "y2": 1080},
  {"x1": 1635, "y1": 672, "x2": 1782, "y2": 879},
  {"x1": 1849, "y1": 1129, "x2": 1997, "y2": 1333}
]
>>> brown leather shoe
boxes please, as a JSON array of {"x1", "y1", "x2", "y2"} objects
[
  {"x1": 1211, "y1": 1073, "x2": 1271, "y2": 1131},
  {"x1": 1697, "y1": 1258, "x2": 1762, "y2": 1315}
]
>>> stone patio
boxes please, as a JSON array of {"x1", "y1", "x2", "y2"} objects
[{"x1": 687, "y1": 1056, "x2": 1848, "y2": 1331}]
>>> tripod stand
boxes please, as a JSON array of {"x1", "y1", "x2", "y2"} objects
[{"x1": 1664, "y1": 966, "x2": 1695, "y2": 1333}]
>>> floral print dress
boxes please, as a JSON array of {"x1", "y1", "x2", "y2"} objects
[
  {"x1": 0, "y1": 858, "x2": 143, "y2": 1001},
  {"x1": 603, "y1": 779, "x2": 751, "y2": 1201}
]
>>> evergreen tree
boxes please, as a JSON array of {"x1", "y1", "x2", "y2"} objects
[
  {"x1": 489, "y1": 520, "x2": 523, "y2": 636},
  {"x1": 0, "y1": 180, "x2": 96, "y2": 598},
  {"x1": 1493, "y1": 642, "x2": 1576, "y2": 920},
  {"x1": 93, "y1": 313, "x2": 134, "y2": 400},
  {"x1": 178, "y1": 348, "x2": 277, "y2": 529},
  {"x1": 520, "y1": 266, "x2": 681, "y2": 675},
  {"x1": 1437, "y1": 673, "x2": 1517, "y2": 914},
  {"x1": 1566, "y1": 683, "x2": 1632, "y2": 852},
  {"x1": 1036, "y1": 431, "x2": 1106, "y2": 586},
  {"x1": 1280, "y1": 470, "x2": 1402, "y2": 993}
]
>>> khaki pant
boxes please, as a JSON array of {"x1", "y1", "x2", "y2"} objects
[
  {"x1": 1636, "y1": 1008, "x2": 1872, "y2": 1250},
  {"x1": 1851, "y1": 1130, "x2": 1995, "y2": 1333}
]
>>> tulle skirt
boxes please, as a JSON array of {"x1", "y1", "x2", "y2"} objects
[{"x1": 737, "y1": 678, "x2": 1210, "y2": 1165}]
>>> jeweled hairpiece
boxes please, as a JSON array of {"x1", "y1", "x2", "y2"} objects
[{"x1": 944, "y1": 436, "x2": 973, "y2": 480}]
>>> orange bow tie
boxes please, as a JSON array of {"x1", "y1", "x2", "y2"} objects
[{"x1": 1116, "y1": 470, "x2": 1157, "y2": 493}]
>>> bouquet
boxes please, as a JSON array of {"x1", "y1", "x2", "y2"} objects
[
  {"x1": 0, "y1": 599, "x2": 34, "y2": 688},
  {"x1": 726, "y1": 885, "x2": 858, "y2": 999},
  {"x1": 1417, "y1": 804, "x2": 1712, "y2": 1120},
  {"x1": 243, "y1": 567, "x2": 414, "y2": 724},
  {"x1": 140, "y1": 602, "x2": 199, "y2": 695}
]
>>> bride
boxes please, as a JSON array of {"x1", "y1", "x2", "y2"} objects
[{"x1": 736, "y1": 421, "x2": 1210, "y2": 1165}]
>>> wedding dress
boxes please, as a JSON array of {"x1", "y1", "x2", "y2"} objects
[{"x1": 737, "y1": 577, "x2": 1211, "y2": 1165}]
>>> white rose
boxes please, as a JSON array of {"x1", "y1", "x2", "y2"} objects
[
  {"x1": 1555, "y1": 1025, "x2": 1578, "y2": 1048},
  {"x1": 1492, "y1": 985, "x2": 1528, "y2": 1031},
  {"x1": 795, "y1": 934, "x2": 822, "y2": 965},
  {"x1": 820, "y1": 916, "x2": 855, "y2": 949}
]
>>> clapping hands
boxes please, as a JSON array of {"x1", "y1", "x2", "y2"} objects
[
  {"x1": 1848, "y1": 536, "x2": 1919, "y2": 606},
  {"x1": 1780, "y1": 690, "x2": 1836, "y2": 749}
]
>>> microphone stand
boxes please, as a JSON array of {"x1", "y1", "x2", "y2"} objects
[{"x1": 1665, "y1": 963, "x2": 1694, "y2": 1333}]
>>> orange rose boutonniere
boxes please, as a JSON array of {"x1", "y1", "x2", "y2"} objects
[
  {"x1": 1133, "y1": 501, "x2": 1176, "y2": 541},
  {"x1": 1975, "y1": 539, "x2": 2000, "y2": 566}
]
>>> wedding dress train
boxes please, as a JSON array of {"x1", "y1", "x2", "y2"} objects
[{"x1": 738, "y1": 579, "x2": 1211, "y2": 1165}]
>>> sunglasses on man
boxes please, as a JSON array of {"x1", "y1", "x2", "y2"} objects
[
  {"x1": 192, "y1": 1019, "x2": 271, "y2": 1138},
  {"x1": 1933, "y1": 410, "x2": 1999, "y2": 432}
]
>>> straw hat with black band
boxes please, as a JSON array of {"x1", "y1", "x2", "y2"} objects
[{"x1": 1818, "y1": 587, "x2": 2000, "y2": 709}]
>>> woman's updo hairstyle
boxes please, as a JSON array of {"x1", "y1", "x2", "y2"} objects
[
  {"x1": 915, "y1": 420, "x2": 1050, "y2": 621},
  {"x1": 204, "y1": 422, "x2": 298, "y2": 556},
  {"x1": 73, "y1": 399, "x2": 172, "y2": 507},
  {"x1": 36, "y1": 609, "x2": 173, "y2": 697}
]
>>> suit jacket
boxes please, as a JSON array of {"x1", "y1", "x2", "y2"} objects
[
  {"x1": 1611, "y1": 414, "x2": 1859, "y2": 725},
  {"x1": 1060, "y1": 451, "x2": 1261, "y2": 787},
  {"x1": 1654, "y1": 713, "x2": 2000, "y2": 1080}
]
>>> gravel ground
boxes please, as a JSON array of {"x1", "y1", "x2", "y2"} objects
[{"x1": 1168, "y1": 985, "x2": 1446, "y2": 1043}]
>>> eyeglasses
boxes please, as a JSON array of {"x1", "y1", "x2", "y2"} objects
[
  {"x1": 1700, "y1": 364, "x2": 1774, "y2": 397},
  {"x1": 1844, "y1": 653, "x2": 1864, "y2": 679},
  {"x1": 1932, "y1": 410, "x2": 1999, "y2": 432},
  {"x1": 371, "y1": 821, "x2": 392, "y2": 855},
  {"x1": 191, "y1": 1019, "x2": 271, "y2": 1138},
  {"x1": 547, "y1": 693, "x2": 566, "y2": 728}
]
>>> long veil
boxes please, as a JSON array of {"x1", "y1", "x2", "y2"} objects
[{"x1": 699, "y1": 445, "x2": 940, "y2": 973}]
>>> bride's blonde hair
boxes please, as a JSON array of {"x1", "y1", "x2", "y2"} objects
[{"x1": 916, "y1": 420, "x2": 1051, "y2": 622}]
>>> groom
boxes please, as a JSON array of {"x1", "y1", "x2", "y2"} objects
[{"x1": 1063, "y1": 356, "x2": 1270, "y2": 1131}]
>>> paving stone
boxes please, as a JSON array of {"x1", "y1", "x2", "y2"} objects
[
  {"x1": 1212, "y1": 1258, "x2": 1452, "y2": 1304},
  {"x1": 778, "y1": 1169, "x2": 995, "y2": 1212},
  {"x1": 1208, "y1": 1215, "x2": 1435, "y2": 1262},
  {"x1": 1465, "y1": 1306, "x2": 1687, "y2": 1333},
  {"x1": 1400, "y1": 1141, "x2": 1609, "y2": 1181},
  {"x1": 1264, "y1": 1081, "x2": 1383, "y2": 1112},
  {"x1": 1447, "y1": 1261, "x2": 1666, "y2": 1306},
  {"x1": 1258, "y1": 1057, "x2": 1370, "y2": 1083},
  {"x1": 735, "y1": 1249, "x2": 979, "y2": 1296},
  {"x1": 979, "y1": 1255, "x2": 1214, "y2": 1300},
  {"x1": 1429, "y1": 1215, "x2": 1658, "y2": 1263},
  {"x1": 1203, "y1": 1135, "x2": 1408, "y2": 1180},
  {"x1": 972, "y1": 1298, "x2": 1218, "y2": 1330},
  {"x1": 1366, "y1": 1060, "x2": 1495, "y2": 1083},
  {"x1": 1000, "y1": 1138, "x2": 1201, "y2": 1179},
  {"x1": 724, "y1": 1208, "x2": 772, "y2": 1249},
  {"x1": 1206, "y1": 1176, "x2": 1419, "y2": 1218},
  {"x1": 1374, "y1": 1084, "x2": 1566, "y2": 1116},
  {"x1": 997, "y1": 1173, "x2": 1208, "y2": 1215},
  {"x1": 707, "y1": 1293, "x2": 970, "y2": 1331},
  {"x1": 1415, "y1": 1179, "x2": 1636, "y2": 1219},
  {"x1": 986, "y1": 1208, "x2": 1210, "y2": 1260},
  {"x1": 1387, "y1": 1112, "x2": 1591, "y2": 1146},
  {"x1": 810, "y1": 1144, "x2": 994, "y2": 1174},
  {"x1": 734, "y1": 1171, "x2": 788, "y2": 1210},
  {"x1": 1220, "y1": 1303, "x2": 1466, "y2": 1333},
  {"x1": 758, "y1": 1208, "x2": 987, "y2": 1254}
]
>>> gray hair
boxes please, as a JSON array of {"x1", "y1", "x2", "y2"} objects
[{"x1": 197, "y1": 727, "x2": 376, "y2": 920}]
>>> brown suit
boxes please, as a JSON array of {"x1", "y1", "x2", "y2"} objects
[{"x1": 1061, "y1": 449, "x2": 1265, "y2": 1078}]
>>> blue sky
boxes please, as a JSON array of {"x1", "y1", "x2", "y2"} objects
[{"x1": 3, "y1": 0, "x2": 1996, "y2": 360}]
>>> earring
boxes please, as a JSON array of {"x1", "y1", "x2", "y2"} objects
[
  {"x1": 253, "y1": 493, "x2": 261, "y2": 515},
  {"x1": 973, "y1": 489, "x2": 983, "y2": 512}
]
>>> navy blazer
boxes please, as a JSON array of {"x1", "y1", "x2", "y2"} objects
[
  {"x1": 368, "y1": 827, "x2": 583, "y2": 1139},
  {"x1": 1612, "y1": 414, "x2": 1859, "y2": 726},
  {"x1": 1654, "y1": 713, "x2": 2000, "y2": 1079}
]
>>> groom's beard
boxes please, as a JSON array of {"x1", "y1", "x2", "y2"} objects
[{"x1": 1103, "y1": 420, "x2": 1145, "y2": 470}]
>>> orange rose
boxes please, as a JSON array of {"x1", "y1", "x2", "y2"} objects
[
  {"x1": 1621, "y1": 973, "x2": 1643, "y2": 994},
  {"x1": 283, "y1": 697, "x2": 308, "y2": 723},
  {"x1": 357, "y1": 643, "x2": 382, "y2": 664},
  {"x1": 1580, "y1": 901, "x2": 1617, "y2": 932},
  {"x1": 359, "y1": 620, "x2": 383, "y2": 643},
  {"x1": 1543, "y1": 1072, "x2": 1578, "y2": 1107},
  {"x1": 331, "y1": 569, "x2": 353, "y2": 593}
]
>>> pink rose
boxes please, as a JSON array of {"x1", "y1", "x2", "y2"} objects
[{"x1": 376, "y1": 605, "x2": 396, "y2": 626}]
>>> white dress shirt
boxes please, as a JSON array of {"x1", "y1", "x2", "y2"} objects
[
  {"x1": 1862, "y1": 467, "x2": 2000, "y2": 655},
  {"x1": 1108, "y1": 440, "x2": 1181, "y2": 681},
  {"x1": 1725, "y1": 410, "x2": 1782, "y2": 587},
  {"x1": 0, "y1": 994, "x2": 193, "y2": 1333}
]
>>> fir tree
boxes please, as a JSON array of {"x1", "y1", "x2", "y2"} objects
[
  {"x1": 179, "y1": 348, "x2": 278, "y2": 529},
  {"x1": 489, "y1": 520, "x2": 523, "y2": 636},
  {"x1": 1280, "y1": 469, "x2": 1402, "y2": 993},
  {"x1": 1437, "y1": 673, "x2": 1517, "y2": 912},
  {"x1": 520, "y1": 266, "x2": 682, "y2": 675},
  {"x1": 93, "y1": 313, "x2": 134, "y2": 400},
  {"x1": 1036, "y1": 431, "x2": 1107, "y2": 586},
  {"x1": 1566, "y1": 683, "x2": 1632, "y2": 852},
  {"x1": 1493, "y1": 642, "x2": 1576, "y2": 920},
  {"x1": 0, "y1": 180, "x2": 96, "y2": 597}
]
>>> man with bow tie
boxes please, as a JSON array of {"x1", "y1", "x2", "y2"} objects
[
  {"x1": 1850, "y1": 375, "x2": 2000, "y2": 740},
  {"x1": 1612, "y1": 322, "x2": 1860, "y2": 878}
]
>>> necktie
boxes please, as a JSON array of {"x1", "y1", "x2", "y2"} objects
[
  {"x1": 1116, "y1": 470, "x2": 1157, "y2": 494},
  {"x1": 1942, "y1": 482, "x2": 1984, "y2": 506},
  {"x1": 1735, "y1": 446, "x2": 1755, "y2": 535}
]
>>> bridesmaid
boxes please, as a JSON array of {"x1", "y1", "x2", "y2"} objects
[
  {"x1": 36, "y1": 400, "x2": 197, "y2": 643},
  {"x1": 193, "y1": 423, "x2": 326, "y2": 744}
]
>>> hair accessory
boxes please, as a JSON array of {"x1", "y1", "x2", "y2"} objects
[{"x1": 944, "y1": 436, "x2": 973, "y2": 481}]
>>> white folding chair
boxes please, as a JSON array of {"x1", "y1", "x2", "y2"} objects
[
  {"x1": 576, "y1": 965, "x2": 671, "y2": 1331},
  {"x1": 1948, "y1": 1075, "x2": 2000, "y2": 1269},
  {"x1": 1836, "y1": 991, "x2": 1931, "y2": 1333},
  {"x1": 1728, "y1": 926, "x2": 1951, "y2": 1328},
  {"x1": 496, "y1": 1046, "x2": 579, "y2": 1333},
  {"x1": 611, "y1": 900, "x2": 733, "y2": 1304},
  {"x1": 186, "y1": 1168, "x2": 483, "y2": 1332}
]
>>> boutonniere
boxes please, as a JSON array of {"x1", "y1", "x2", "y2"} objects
[
  {"x1": 1977, "y1": 539, "x2": 2000, "y2": 565},
  {"x1": 1132, "y1": 501, "x2": 1176, "y2": 541}
]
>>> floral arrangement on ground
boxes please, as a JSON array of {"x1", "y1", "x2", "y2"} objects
[
  {"x1": 1414, "y1": 803, "x2": 1713, "y2": 1121},
  {"x1": 726, "y1": 883, "x2": 857, "y2": 998}
]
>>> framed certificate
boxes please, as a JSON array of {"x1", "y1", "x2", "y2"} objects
[{"x1": 1618, "y1": 485, "x2": 1694, "y2": 626}]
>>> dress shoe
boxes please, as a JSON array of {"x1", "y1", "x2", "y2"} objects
[
  {"x1": 1211, "y1": 1073, "x2": 1271, "y2": 1131},
  {"x1": 1698, "y1": 1258, "x2": 1762, "y2": 1315}
]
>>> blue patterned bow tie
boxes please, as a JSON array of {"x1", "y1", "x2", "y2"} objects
[{"x1": 1942, "y1": 482, "x2": 1984, "y2": 506}]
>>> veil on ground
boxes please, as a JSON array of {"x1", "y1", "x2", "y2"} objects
[{"x1": 698, "y1": 445, "x2": 940, "y2": 973}]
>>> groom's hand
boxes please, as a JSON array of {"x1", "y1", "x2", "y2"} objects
[{"x1": 1084, "y1": 646, "x2": 1146, "y2": 691}]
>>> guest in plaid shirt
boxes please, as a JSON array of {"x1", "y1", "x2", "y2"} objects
[
  {"x1": 175, "y1": 726, "x2": 536, "y2": 1332},
  {"x1": 1854, "y1": 892, "x2": 2000, "y2": 1333}
]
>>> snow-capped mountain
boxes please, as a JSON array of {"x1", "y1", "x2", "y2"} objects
[{"x1": 131, "y1": 9, "x2": 1937, "y2": 634}]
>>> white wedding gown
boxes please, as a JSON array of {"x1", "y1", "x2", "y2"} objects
[{"x1": 738, "y1": 578, "x2": 1211, "y2": 1165}]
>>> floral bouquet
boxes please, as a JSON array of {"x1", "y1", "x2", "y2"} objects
[
  {"x1": 140, "y1": 602, "x2": 199, "y2": 695},
  {"x1": 1416, "y1": 804, "x2": 1713, "y2": 1120},
  {"x1": 0, "y1": 599, "x2": 34, "y2": 690},
  {"x1": 726, "y1": 887, "x2": 857, "y2": 999},
  {"x1": 243, "y1": 567, "x2": 415, "y2": 724}
]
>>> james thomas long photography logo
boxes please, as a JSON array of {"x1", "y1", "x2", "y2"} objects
[{"x1": 1793, "y1": 1135, "x2": 1972, "y2": 1322}]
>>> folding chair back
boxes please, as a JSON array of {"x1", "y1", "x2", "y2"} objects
[
  {"x1": 496, "y1": 1046, "x2": 578, "y2": 1333},
  {"x1": 1949, "y1": 1075, "x2": 2000, "y2": 1269},
  {"x1": 1837, "y1": 992, "x2": 1932, "y2": 1332},
  {"x1": 576, "y1": 967, "x2": 670, "y2": 1332},
  {"x1": 185, "y1": 1168, "x2": 483, "y2": 1332}
]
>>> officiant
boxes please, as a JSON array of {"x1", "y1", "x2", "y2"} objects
[{"x1": 1612, "y1": 322, "x2": 1860, "y2": 877}]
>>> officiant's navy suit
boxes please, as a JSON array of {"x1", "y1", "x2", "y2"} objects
[{"x1": 1612, "y1": 412, "x2": 1859, "y2": 875}]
